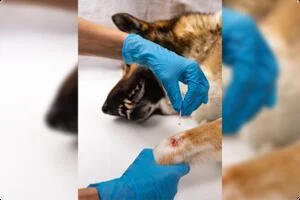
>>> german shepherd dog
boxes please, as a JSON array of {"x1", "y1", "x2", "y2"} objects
[
  {"x1": 46, "y1": 67, "x2": 78, "y2": 133},
  {"x1": 103, "y1": 12, "x2": 222, "y2": 165},
  {"x1": 103, "y1": 12, "x2": 222, "y2": 123}
]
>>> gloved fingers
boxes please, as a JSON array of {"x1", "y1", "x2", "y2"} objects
[
  {"x1": 162, "y1": 80, "x2": 183, "y2": 113},
  {"x1": 265, "y1": 85, "x2": 277, "y2": 107},
  {"x1": 223, "y1": 116, "x2": 241, "y2": 134},
  {"x1": 88, "y1": 183, "x2": 99, "y2": 188},
  {"x1": 137, "y1": 148, "x2": 154, "y2": 161},
  {"x1": 181, "y1": 83, "x2": 208, "y2": 116},
  {"x1": 139, "y1": 148, "x2": 153, "y2": 156},
  {"x1": 222, "y1": 76, "x2": 250, "y2": 134},
  {"x1": 126, "y1": 148, "x2": 154, "y2": 171},
  {"x1": 242, "y1": 91, "x2": 267, "y2": 123},
  {"x1": 180, "y1": 63, "x2": 209, "y2": 116},
  {"x1": 168, "y1": 163, "x2": 190, "y2": 177},
  {"x1": 224, "y1": 89, "x2": 265, "y2": 133}
]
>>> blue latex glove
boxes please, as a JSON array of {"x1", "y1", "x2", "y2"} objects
[
  {"x1": 122, "y1": 34, "x2": 209, "y2": 116},
  {"x1": 222, "y1": 8, "x2": 278, "y2": 133},
  {"x1": 89, "y1": 149, "x2": 190, "y2": 200}
]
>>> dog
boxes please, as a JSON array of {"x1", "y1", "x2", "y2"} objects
[
  {"x1": 22, "y1": 0, "x2": 79, "y2": 133},
  {"x1": 46, "y1": 67, "x2": 78, "y2": 133},
  {"x1": 102, "y1": 12, "x2": 223, "y2": 165},
  {"x1": 102, "y1": 12, "x2": 222, "y2": 124}
]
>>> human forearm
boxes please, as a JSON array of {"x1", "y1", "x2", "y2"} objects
[
  {"x1": 78, "y1": 17, "x2": 127, "y2": 59},
  {"x1": 78, "y1": 188, "x2": 100, "y2": 200},
  {"x1": 78, "y1": 20, "x2": 208, "y2": 115}
]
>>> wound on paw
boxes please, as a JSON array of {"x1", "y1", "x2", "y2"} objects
[{"x1": 170, "y1": 137, "x2": 179, "y2": 147}]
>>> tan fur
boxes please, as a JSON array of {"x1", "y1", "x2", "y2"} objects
[
  {"x1": 112, "y1": 12, "x2": 222, "y2": 123},
  {"x1": 223, "y1": 0, "x2": 279, "y2": 20},
  {"x1": 122, "y1": 63, "x2": 139, "y2": 79},
  {"x1": 261, "y1": 0, "x2": 300, "y2": 58},
  {"x1": 223, "y1": 143, "x2": 300, "y2": 200},
  {"x1": 154, "y1": 118, "x2": 222, "y2": 165},
  {"x1": 110, "y1": 12, "x2": 223, "y2": 165}
]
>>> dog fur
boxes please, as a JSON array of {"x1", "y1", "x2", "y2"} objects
[
  {"x1": 103, "y1": 12, "x2": 222, "y2": 124},
  {"x1": 223, "y1": 143, "x2": 300, "y2": 200},
  {"x1": 154, "y1": 118, "x2": 222, "y2": 165},
  {"x1": 46, "y1": 67, "x2": 78, "y2": 133},
  {"x1": 102, "y1": 12, "x2": 222, "y2": 165}
]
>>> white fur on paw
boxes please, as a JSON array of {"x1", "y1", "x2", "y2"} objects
[
  {"x1": 154, "y1": 134, "x2": 185, "y2": 165},
  {"x1": 154, "y1": 132, "x2": 213, "y2": 165}
]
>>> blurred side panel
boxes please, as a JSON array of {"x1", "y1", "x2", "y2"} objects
[
  {"x1": 223, "y1": 1, "x2": 300, "y2": 199},
  {"x1": 0, "y1": 1, "x2": 77, "y2": 200}
]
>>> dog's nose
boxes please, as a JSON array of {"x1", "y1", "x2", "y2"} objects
[
  {"x1": 46, "y1": 107, "x2": 59, "y2": 127},
  {"x1": 102, "y1": 102, "x2": 109, "y2": 114}
]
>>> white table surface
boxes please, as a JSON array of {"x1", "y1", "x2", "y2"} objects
[
  {"x1": 0, "y1": 5, "x2": 77, "y2": 200},
  {"x1": 79, "y1": 57, "x2": 222, "y2": 199}
]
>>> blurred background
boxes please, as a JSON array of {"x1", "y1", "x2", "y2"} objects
[
  {"x1": 0, "y1": 0, "x2": 77, "y2": 199},
  {"x1": 223, "y1": 0, "x2": 300, "y2": 164},
  {"x1": 222, "y1": 0, "x2": 300, "y2": 199}
]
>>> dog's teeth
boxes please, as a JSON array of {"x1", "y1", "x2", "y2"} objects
[
  {"x1": 126, "y1": 109, "x2": 131, "y2": 120},
  {"x1": 118, "y1": 107, "x2": 125, "y2": 117},
  {"x1": 125, "y1": 103, "x2": 133, "y2": 109},
  {"x1": 124, "y1": 99, "x2": 132, "y2": 104}
]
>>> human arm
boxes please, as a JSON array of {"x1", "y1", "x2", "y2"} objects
[
  {"x1": 78, "y1": 188, "x2": 100, "y2": 200},
  {"x1": 88, "y1": 149, "x2": 190, "y2": 200},
  {"x1": 78, "y1": 17, "x2": 209, "y2": 115},
  {"x1": 78, "y1": 17, "x2": 127, "y2": 59}
]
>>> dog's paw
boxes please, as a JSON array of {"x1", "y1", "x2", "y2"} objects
[
  {"x1": 154, "y1": 131, "x2": 211, "y2": 165},
  {"x1": 154, "y1": 133, "x2": 186, "y2": 165},
  {"x1": 154, "y1": 119, "x2": 222, "y2": 165}
]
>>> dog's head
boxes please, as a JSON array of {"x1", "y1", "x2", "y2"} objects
[
  {"x1": 103, "y1": 12, "x2": 221, "y2": 122},
  {"x1": 102, "y1": 64, "x2": 173, "y2": 122},
  {"x1": 46, "y1": 68, "x2": 78, "y2": 133},
  {"x1": 102, "y1": 14, "x2": 184, "y2": 122}
]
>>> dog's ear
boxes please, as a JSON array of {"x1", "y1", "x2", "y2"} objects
[
  {"x1": 122, "y1": 63, "x2": 130, "y2": 76},
  {"x1": 112, "y1": 13, "x2": 149, "y2": 33}
]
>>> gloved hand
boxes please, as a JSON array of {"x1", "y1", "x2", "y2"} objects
[
  {"x1": 89, "y1": 149, "x2": 190, "y2": 200},
  {"x1": 222, "y1": 8, "x2": 278, "y2": 133},
  {"x1": 122, "y1": 34, "x2": 209, "y2": 116}
]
